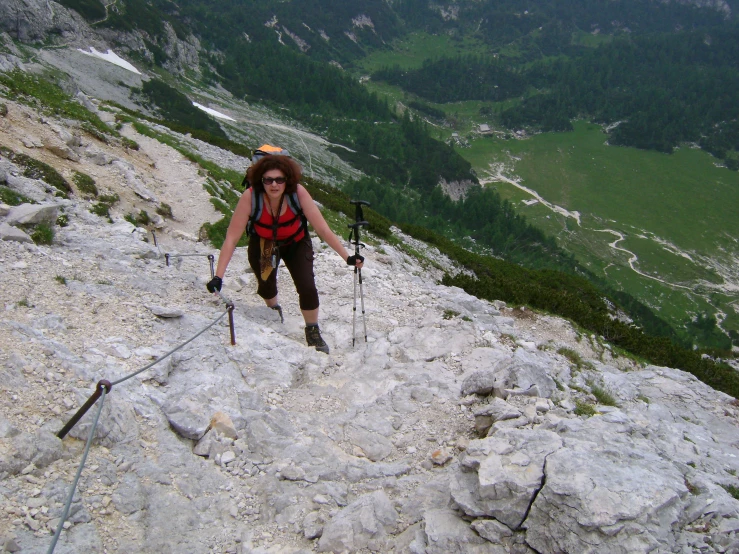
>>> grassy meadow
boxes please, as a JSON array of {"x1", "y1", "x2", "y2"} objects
[
  {"x1": 460, "y1": 121, "x2": 739, "y2": 336},
  {"x1": 356, "y1": 32, "x2": 739, "y2": 343},
  {"x1": 354, "y1": 32, "x2": 489, "y2": 73}
]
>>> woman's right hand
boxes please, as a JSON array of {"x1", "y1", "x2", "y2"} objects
[{"x1": 206, "y1": 276, "x2": 222, "y2": 293}]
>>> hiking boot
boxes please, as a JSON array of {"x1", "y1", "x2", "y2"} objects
[{"x1": 305, "y1": 324, "x2": 329, "y2": 354}]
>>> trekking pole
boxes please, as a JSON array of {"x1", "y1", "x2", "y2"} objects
[{"x1": 348, "y1": 200, "x2": 370, "y2": 346}]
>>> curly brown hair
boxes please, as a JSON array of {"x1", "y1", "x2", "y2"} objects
[{"x1": 246, "y1": 155, "x2": 302, "y2": 194}]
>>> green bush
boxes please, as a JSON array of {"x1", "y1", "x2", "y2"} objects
[
  {"x1": 0, "y1": 185, "x2": 33, "y2": 206},
  {"x1": 98, "y1": 193, "x2": 120, "y2": 205},
  {"x1": 0, "y1": 70, "x2": 113, "y2": 137},
  {"x1": 55, "y1": 0, "x2": 105, "y2": 21},
  {"x1": 122, "y1": 137, "x2": 140, "y2": 150},
  {"x1": 72, "y1": 171, "x2": 98, "y2": 197},
  {"x1": 443, "y1": 309, "x2": 460, "y2": 320},
  {"x1": 558, "y1": 347, "x2": 584, "y2": 368},
  {"x1": 81, "y1": 121, "x2": 109, "y2": 144},
  {"x1": 90, "y1": 202, "x2": 111, "y2": 220},
  {"x1": 140, "y1": 79, "x2": 226, "y2": 139},
  {"x1": 721, "y1": 484, "x2": 739, "y2": 500},
  {"x1": 574, "y1": 400, "x2": 597, "y2": 417},
  {"x1": 136, "y1": 210, "x2": 151, "y2": 225},
  {"x1": 89, "y1": 192, "x2": 119, "y2": 221},
  {"x1": 589, "y1": 383, "x2": 618, "y2": 406},
  {"x1": 0, "y1": 146, "x2": 70, "y2": 196},
  {"x1": 156, "y1": 203, "x2": 173, "y2": 219},
  {"x1": 56, "y1": 214, "x2": 69, "y2": 227},
  {"x1": 30, "y1": 223, "x2": 54, "y2": 245}
]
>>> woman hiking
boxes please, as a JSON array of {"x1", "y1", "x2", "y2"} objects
[{"x1": 206, "y1": 146, "x2": 363, "y2": 354}]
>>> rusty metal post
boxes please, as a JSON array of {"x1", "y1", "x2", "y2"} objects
[
  {"x1": 165, "y1": 253, "x2": 170, "y2": 267},
  {"x1": 227, "y1": 303, "x2": 236, "y2": 345},
  {"x1": 151, "y1": 231, "x2": 157, "y2": 247},
  {"x1": 208, "y1": 254, "x2": 215, "y2": 279},
  {"x1": 56, "y1": 380, "x2": 112, "y2": 439}
]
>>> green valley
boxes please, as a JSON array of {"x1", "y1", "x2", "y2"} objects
[{"x1": 460, "y1": 121, "x2": 739, "y2": 344}]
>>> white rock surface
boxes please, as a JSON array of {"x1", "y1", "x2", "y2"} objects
[{"x1": 0, "y1": 93, "x2": 737, "y2": 554}]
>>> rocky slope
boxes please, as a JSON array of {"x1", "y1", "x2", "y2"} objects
[{"x1": 1, "y1": 91, "x2": 739, "y2": 554}]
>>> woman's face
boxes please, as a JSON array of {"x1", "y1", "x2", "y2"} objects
[{"x1": 262, "y1": 169, "x2": 287, "y2": 201}]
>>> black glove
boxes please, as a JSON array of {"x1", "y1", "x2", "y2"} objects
[
  {"x1": 347, "y1": 255, "x2": 364, "y2": 266},
  {"x1": 206, "y1": 276, "x2": 222, "y2": 293}
]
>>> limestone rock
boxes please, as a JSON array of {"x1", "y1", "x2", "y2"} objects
[
  {"x1": 43, "y1": 138, "x2": 80, "y2": 162},
  {"x1": 456, "y1": 429, "x2": 563, "y2": 528},
  {"x1": 146, "y1": 304, "x2": 184, "y2": 318},
  {"x1": 525, "y1": 438, "x2": 689, "y2": 553},
  {"x1": 422, "y1": 509, "x2": 490, "y2": 554},
  {"x1": 209, "y1": 411, "x2": 238, "y2": 440},
  {"x1": 318, "y1": 490, "x2": 398, "y2": 553},
  {"x1": 6, "y1": 203, "x2": 59, "y2": 225},
  {"x1": 0, "y1": 222, "x2": 32, "y2": 243},
  {"x1": 345, "y1": 424, "x2": 393, "y2": 462},
  {"x1": 471, "y1": 518, "x2": 514, "y2": 543}
]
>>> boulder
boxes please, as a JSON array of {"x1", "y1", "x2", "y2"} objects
[
  {"x1": 455, "y1": 428, "x2": 563, "y2": 528},
  {"x1": 525, "y1": 438, "x2": 689, "y2": 553},
  {"x1": 5, "y1": 203, "x2": 59, "y2": 225},
  {"x1": 0, "y1": 222, "x2": 32, "y2": 243},
  {"x1": 318, "y1": 490, "x2": 398, "y2": 553}
]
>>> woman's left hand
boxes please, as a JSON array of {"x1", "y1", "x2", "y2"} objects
[{"x1": 347, "y1": 254, "x2": 364, "y2": 269}]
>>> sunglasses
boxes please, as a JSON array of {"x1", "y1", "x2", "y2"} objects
[{"x1": 262, "y1": 176, "x2": 287, "y2": 185}]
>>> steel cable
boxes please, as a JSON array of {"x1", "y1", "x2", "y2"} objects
[
  {"x1": 110, "y1": 309, "x2": 228, "y2": 387},
  {"x1": 47, "y1": 388, "x2": 107, "y2": 554},
  {"x1": 50, "y1": 303, "x2": 231, "y2": 551}
]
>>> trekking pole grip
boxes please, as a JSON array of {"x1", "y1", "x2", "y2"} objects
[
  {"x1": 347, "y1": 221, "x2": 369, "y2": 249},
  {"x1": 350, "y1": 200, "x2": 370, "y2": 224}
]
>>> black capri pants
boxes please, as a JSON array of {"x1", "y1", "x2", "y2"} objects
[{"x1": 247, "y1": 233, "x2": 320, "y2": 311}]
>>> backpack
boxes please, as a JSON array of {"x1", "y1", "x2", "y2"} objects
[{"x1": 243, "y1": 143, "x2": 308, "y2": 241}]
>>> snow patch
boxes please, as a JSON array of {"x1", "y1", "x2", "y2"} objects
[
  {"x1": 77, "y1": 47, "x2": 141, "y2": 75},
  {"x1": 192, "y1": 102, "x2": 236, "y2": 122}
]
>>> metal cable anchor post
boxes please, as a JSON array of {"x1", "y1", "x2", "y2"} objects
[
  {"x1": 216, "y1": 291, "x2": 237, "y2": 345},
  {"x1": 56, "y1": 380, "x2": 112, "y2": 439}
]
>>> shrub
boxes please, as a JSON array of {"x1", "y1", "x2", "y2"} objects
[
  {"x1": 81, "y1": 121, "x2": 109, "y2": 143},
  {"x1": 0, "y1": 146, "x2": 71, "y2": 196},
  {"x1": 55, "y1": 275, "x2": 67, "y2": 285},
  {"x1": 56, "y1": 214, "x2": 69, "y2": 227},
  {"x1": 136, "y1": 210, "x2": 151, "y2": 225},
  {"x1": 72, "y1": 171, "x2": 98, "y2": 197},
  {"x1": 589, "y1": 383, "x2": 618, "y2": 406},
  {"x1": 558, "y1": 347, "x2": 584, "y2": 368},
  {"x1": 721, "y1": 484, "x2": 739, "y2": 500},
  {"x1": 0, "y1": 70, "x2": 113, "y2": 137},
  {"x1": 98, "y1": 193, "x2": 120, "y2": 205},
  {"x1": 156, "y1": 202, "x2": 173, "y2": 219},
  {"x1": 122, "y1": 137, "x2": 139, "y2": 150},
  {"x1": 124, "y1": 213, "x2": 137, "y2": 226},
  {"x1": 30, "y1": 223, "x2": 54, "y2": 245},
  {"x1": 0, "y1": 185, "x2": 33, "y2": 206},
  {"x1": 574, "y1": 399, "x2": 597, "y2": 417},
  {"x1": 90, "y1": 202, "x2": 112, "y2": 221},
  {"x1": 443, "y1": 309, "x2": 460, "y2": 320}
]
